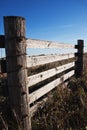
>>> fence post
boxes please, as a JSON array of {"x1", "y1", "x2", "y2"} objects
[
  {"x1": 4, "y1": 16, "x2": 31, "y2": 130},
  {"x1": 75, "y1": 40, "x2": 84, "y2": 78},
  {"x1": 0, "y1": 35, "x2": 5, "y2": 48},
  {"x1": 0, "y1": 35, "x2": 6, "y2": 73}
]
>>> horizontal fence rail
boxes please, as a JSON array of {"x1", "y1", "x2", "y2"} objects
[
  {"x1": 27, "y1": 53, "x2": 74, "y2": 68},
  {"x1": 27, "y1": 62, "x2": 75, "y2": 87},
  {"x1": 0, "y1": 37, "x2": 75, "y2": 49},
  {"x1": 26, "y1": 39, "x2": 75, "y2": 49},
  {"x1": 29, "y1": 70, "x2": 74, "y2": 105}
]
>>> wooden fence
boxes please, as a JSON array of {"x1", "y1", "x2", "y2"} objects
[{"x1": 0, "y1": 16, "x2": 84, "y2": 130}]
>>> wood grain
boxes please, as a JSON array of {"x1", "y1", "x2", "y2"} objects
[
  {"x1": 29, "y1": 70, "x2": 74, "y2": 104},
  {"x1": 26, "y1": 39, "x2": 74, "y2": 49},
  {"x1": 4, "y1": 16, "x2": 31, "y2": 130},
  {"x1": 27, "y1": 62, "x2": 75, "y2": 87},
  {"x1": 27, "y1": 53, "x2": 74, "y2": 68}
]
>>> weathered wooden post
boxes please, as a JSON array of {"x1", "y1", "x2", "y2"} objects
[
  {"x1": 0, "y1": 35, "x2": 5, "y2": 48},
  {"x1": 4, "y1": 16, "x2": 31, "y2": 130},
  {"x1": 75, "y1": 40, "x2": 84, "y2": 78},
  {"x1": 0, "y1": 35, "x2": 6, "y2": 73},
  {"x1": 0, "y1": 35, "x2": 4, "y2": 73}
]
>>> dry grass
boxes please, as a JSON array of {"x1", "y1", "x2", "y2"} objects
[{"x1": 32, "y1": 74, "x2": 87, "y2": 130}]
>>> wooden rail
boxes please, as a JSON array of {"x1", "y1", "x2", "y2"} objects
[
  {"x1": 29, "y1": 70, "x2": 74, "y2": 104},
  {"x1": 26, "y1": 38, "x2": 74, "y2": 49},
  {"x1": 0, "y1": 16, "x2": 84, "y2": 130},
  {"x1": 27, "y1": 53, "x2": 74, "y2": 67},
  {"x1": 27, "y1": 62, "x2": 74, "y2": 87}
]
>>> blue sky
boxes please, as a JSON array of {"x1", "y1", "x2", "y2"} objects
[{"x1": 0, "y1": 0, "x2": 87, "y2": 56}]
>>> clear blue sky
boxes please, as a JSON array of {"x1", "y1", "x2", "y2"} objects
[{"x1": 0, "y1": 0, "x2": 87, "y2": 55}]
